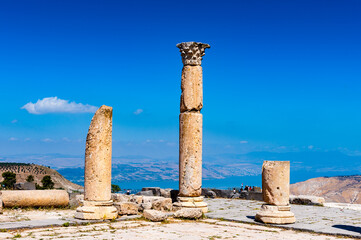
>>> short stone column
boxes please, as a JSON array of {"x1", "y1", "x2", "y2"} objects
[
  {"x1": 255, "y1": 161, "x2": 296, "y2": 224},
  {"x1": 174, "y1": 42, "x2": 210, "y2": 213},
  {"x1": 75, "y1": 105, "x2": 118, "y2": 220}
]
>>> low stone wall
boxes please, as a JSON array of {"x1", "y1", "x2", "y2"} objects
[{"x1": 1, "y1": 190, "x2": 69, "y2": 207}]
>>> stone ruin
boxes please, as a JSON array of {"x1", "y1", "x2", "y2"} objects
[
  {"x1": 255, "y1": 161, "x2": 296, "y2": 224},
  {"x1": 75, "y1": 105, "x2": 118, "y2": 220},
  {"x1": 0, "y1": 41, "x2": 295, "y2": 224}
]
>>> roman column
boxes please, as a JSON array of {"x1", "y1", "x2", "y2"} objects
[
  {"x1": 175, "y1": 42, "x2": 210, "y2": 213},
  {"x1": 255, "y1": 161, "x2": 296, "y2": 224},
  {"x1": 75, "y1": 105, "x2": 118, "y2": 220}
]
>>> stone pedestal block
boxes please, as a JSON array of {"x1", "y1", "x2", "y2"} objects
[
  {"x1": 173, "y1": 196, "x2": 208, "y2": 213},
  {"x1": 75, "y1": 200, "x2": 117, "y2": 220},
  {"x1": 255, "y1": 204, "x2": 296, "y2": 224},
  {"x1": 179, "y1": 112, "x2": 202, "y2": 197},
  {"x1": 262, "y1": 161, "x2": 290, "y2": 206},
  {"x1": 180, "y1": 66, "x2": 203, "y2": 112}
]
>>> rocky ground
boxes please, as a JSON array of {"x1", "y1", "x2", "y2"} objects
[{"x1": 0, "y1": 214, "x2": 349, "y2": 240}]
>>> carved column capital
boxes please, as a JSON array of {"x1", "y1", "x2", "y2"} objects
[{"x1": 176, "y1": 42, "x2": 210, "y2": 66}]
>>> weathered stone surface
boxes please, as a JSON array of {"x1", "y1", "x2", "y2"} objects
[
  {"x1": 114, "y1": 202, "x2": 139, "y2": 215},
  {"x1": 130, "y1": 195, "x2": 143, "y2": 204},
  {"x1": 111, "y1": 193, "x2": 131, "y2": 202},
  {"x1": 69, "y1": 194, "x2": 84, "y2": 207},
  {"x1": 180, "y1": 66, "x2": 203, "y2": 112},
  {"x1": 176, "y1": 42, "x2": 210, "y2": 66},
  {"x1": 174, "y1": 208, "x2": 203, "y2": 219},
  {"x1": 160, "y1": 188, "x2": 172, "y2": 198},
  {"x1": 179, "y1": 112, "x2": 202, "y2": 197},
  {"x1": 262, "y1": 161, "x2": 290, "y2": 206},
  {"x1": 142, "y1": 196, "x2": 164, "y2": 204},
  {"x1": 139, "y1": 202, "x2": 152, "y2": 212},
  {"x1": 143, "y1": 210, "x2": 167, "y2": 222},
  {"x1": 255, "y1": 204, "x2": 296, "y2": 224},
  {"x1": 173, "y1": 197, "x2": 208, "y2": 213},
  {"x1": 84, "y1": 105, "x2": 113, "y2": 201},
  {"x1": 289, "y1": 195, "x2": 325, "y2": 206},
  {"x1": 136, "y1": 190, "x2": 154, "y2": 196},
  {"x1": 75, "y1": 200, "x2": 117, "y2": 220},
  {"x1": 202, "y1": 189, "x2": 216, "y2": 198},
  {"x1": 141, "y1": 187, "x2": 161, "y2": 196},
  {"x1": 1, "y1": 190, "x2": 69, "y2": 207},
  {"x1": 75, "y1": 105, "x2": 117, "y2": 220},
  {"x1": 152, "y1": 198, "x2": 172, "y2": 211}
]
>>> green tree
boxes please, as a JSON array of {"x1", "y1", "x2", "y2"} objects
[
  {"x1": 2, "y1": 171, "x2": 16, "y2": 189},
  {"x1": 26, "y1": 175, "x2": 34, "y2": 182},
  {"x1": 41, "y1": 175, "x2": 54, "y2": 189},
  {"x1": 111, "y1": 184, "x2": 121, "y2": 193}
]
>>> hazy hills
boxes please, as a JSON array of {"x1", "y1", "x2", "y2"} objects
[{"x1": 291, "y1": 175, "x2": 361, "y2": 204}]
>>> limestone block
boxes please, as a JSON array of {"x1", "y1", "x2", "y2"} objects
[
  {"x1": 130, "y1": 195, "x2": 143, "y2": 204},
  {"x1": 142, "y1": 196, "x2": 164, "y2": 204},
  {"x1": 262, "y1": 161, "x2": 290, "y2": 206},
  {"x1": 139, "y1": 202, "x2": 152, "y2": 212},
  {"x1": 255, "y1": 204, "x2": 296, "y2": 224},
  {"x1": 160, "y1": 188, "x2": 172, "y2": 198},
  {"x1": 173, "y1": 197, "x2": 208, "y2": 213},
  {"x1": 75, "y1": 201, "x2": 118, "y2": 220},
  {"x1": 141, "y1": 187, "x2": 161, "y2": 196},
  {"x1": 180, "y1": 66, "x2": 203, "y2": 112},
  {"x1": 152, "y1": 198, "x2": 172, "y2": 211},
  {"x1": 143, "y1": 210, "x2": 167, "y2": 222},
  {"x1": 179, "y1": 112, "x2": 202, "y2": 197},
  {"x1": 289, "y1": 195, "x2": 325, "y2": 206},
  {"x1": 111, "y1": 193, "x2": 131, "y2": 202},
  {"x1": 135, "y1": 190, "x2": 154, "y2": 196},
  {"x1": 138, "y1": 202, "x2": 152, "y2": 212},
  {"x1": 1, "y1": 190, "x2": 69, "y2": 207},
  {"x1": 174, "y1": 208, "x2": 203, "y2": 219},
  {"x1": 84, "y1": 105, "x2": 113, "y2": 201},
  {"x1": 114, "y1": 202, "x2": 139, "y2": 215}
]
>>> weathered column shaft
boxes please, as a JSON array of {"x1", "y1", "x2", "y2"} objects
[
  {"x1": 262, "y1": 161, "x2": 290, "y2": 206},
  {"x1": 177, "y1": 42, "x2": 209, "y2": 204},
  {"x1": 84, "y1": 105, "x2": 113, "y2": 201},
  {"x1": 75, "y1": 105, "x2": 117, "y2": 220},
  {"x1": 179, "y1": 112, "x2": 202, "y2": 196}
]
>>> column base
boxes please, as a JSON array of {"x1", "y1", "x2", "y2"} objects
[
  {"x1": 75, "y1": 200, "x2": 118, "y2": 220},
  {"x1": 255, "y1": 204, "x2": 296, "y2": 224},
  {"x1": 173, "y1": 196, "x2": 208, "y2": 213}
]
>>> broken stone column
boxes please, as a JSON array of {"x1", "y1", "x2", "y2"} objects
[
  {"x1": 75, "y1": 105, "x2": 118, "y2": 220},
  {"x1": 255, "y1": 161, "x2": 296, "y2": 224},
  {"x1": 174, "y1": 42, "x2": 210, "y2": 213}
]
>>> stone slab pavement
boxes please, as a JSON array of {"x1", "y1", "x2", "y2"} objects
[{"x1": 205, "y1": 198, "x2": 361, "y2": 238}]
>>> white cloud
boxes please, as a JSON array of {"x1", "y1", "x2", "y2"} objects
[
  {"x1": 134, "y1": 109, "x2": 143, "y2": 115},
  {"x1": 9, "y1": 137, "x2": 18, "y2": 141},
  {"x1": 21, "y1": 97, "x2": 98, "y2": 114},
  {"x1": 42, "y1": 138, "x2": 54, "y2": 143},
  {"x1": 11, "y1": 119, "x2": 18, "y2": 123},
  {"x1": 240, "y1": 140, "x2": 248, "y2": 144}
]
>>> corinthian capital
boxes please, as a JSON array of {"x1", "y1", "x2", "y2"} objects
[{"x1": 176, "y1": 42, "x2": 210, "y2": 66}]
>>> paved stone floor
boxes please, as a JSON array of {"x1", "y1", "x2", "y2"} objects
[
  {"x1": 0, "y1": 199, "x2": 360, "y2": 238},
  {"x1": 205, "y1": 198, "x2": 361, "y2": 238}
]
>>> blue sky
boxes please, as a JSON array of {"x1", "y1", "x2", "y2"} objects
[{"x1": 1, "y1": 0, "x2": 361, "y2": 174}]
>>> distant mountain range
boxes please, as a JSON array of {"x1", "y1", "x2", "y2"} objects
[
  {"x1": 1, "y1": 150, "x2": 361, "y2": 186},
  {"x1": 291, "y1": 175, "x2": 361, "y2": 204}
]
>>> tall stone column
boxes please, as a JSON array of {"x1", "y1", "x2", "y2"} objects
[
  {"x1": 255, "y1": 161, "x2": 296, "y2": 224},
  {"x1": 175, "y1": 42, "x2": 210, "y2": 213},
  {"x1": 75, "y1": 105, "x2": 118, "y2": 220}
]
